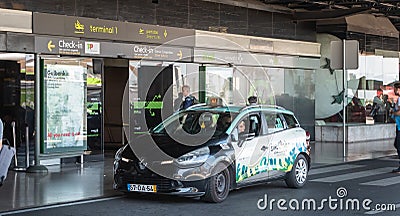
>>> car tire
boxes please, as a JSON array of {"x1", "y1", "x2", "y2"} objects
[
  {"x1": 201, "y1": 164, "x2": 230, "y2": 203},
  {"x1": 285, "y1": 154, "x2": 308, "y2": 188}
]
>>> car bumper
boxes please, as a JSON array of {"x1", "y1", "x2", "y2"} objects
[{"x1": 113, "y1": 159, "x2": 209, "y2": 197}]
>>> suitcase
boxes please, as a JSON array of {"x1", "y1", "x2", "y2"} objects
[{"x1": 0, "y1": 143, "x2": 16, "y2": 187}]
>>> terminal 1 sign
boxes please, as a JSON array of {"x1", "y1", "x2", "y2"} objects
[{"x1": 33, "y1": 12, "x2": 195, "y2": 47}]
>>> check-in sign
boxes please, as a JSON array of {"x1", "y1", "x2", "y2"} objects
[
  {"x1": 35, "y1": 36, "x2": 84, "y2": 55},
  {"x1": 85, "y1": 42, "x2": 100, "y2": 55}
]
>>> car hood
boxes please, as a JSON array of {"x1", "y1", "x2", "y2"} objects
[{"x1": 128, "y1": 133, "x2": 227, "y2": 159}]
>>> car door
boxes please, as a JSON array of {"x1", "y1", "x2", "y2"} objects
[
  {"x1": 267, "y1": 112, "x2": 305, "y2": 178},
  {"x1": 232, "y1": 112, "x2": 269, "y2": 184}
]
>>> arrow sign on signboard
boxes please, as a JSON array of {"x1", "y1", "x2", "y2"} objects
[
  {"x1": 47, "y1": 40, "x2": 55, "y2": 52},
  {"x1": 177, "y1": 50, "x2": 183, "y2": 59}
]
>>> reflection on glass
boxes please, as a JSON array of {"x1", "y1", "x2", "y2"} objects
[
  {"x1": 206, "y1": 66, "x2": 233, "y2": 104},
  {"x1": 322, "y1": 55, "x2": 399, "y2": 124},
  {"x1": 172, "y1": 63, "x2": 200, "y2": 112},
  {"x1": 234, "y1": 66, "x2": 315, "y2": 139}
]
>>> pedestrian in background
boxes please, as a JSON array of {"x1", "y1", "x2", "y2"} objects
[
  {"x1": 248, "y1": 96, "x2": 258, "y2": 106},
  {"x1": 371, "y1": 89, "x2": 385, "y2": 122},
  {"x1": 179, "y1": 85, "x2": 198, "y2": 111},
  {"x1": 391, "y1": 83, "x2": 400, "y2": 173}
]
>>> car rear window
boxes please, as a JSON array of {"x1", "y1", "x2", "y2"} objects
[
  {"x1": 282, "y1": 113, "x2": 298, "y2": 128},
  {"x1": 264, "y1": 113, "x2": 284, "y2": 133}
]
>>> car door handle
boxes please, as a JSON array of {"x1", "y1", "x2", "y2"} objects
[{"x1": 261, "y1": 146, "x2": 267, "y2": 151}]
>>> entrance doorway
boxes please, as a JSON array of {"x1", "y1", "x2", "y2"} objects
[
  {"x1": 0, "y1": 53, "x2": 35, "y2": 168},
  {"x1": 103, "y1": 59, "x2": 129, "y2": 151}
]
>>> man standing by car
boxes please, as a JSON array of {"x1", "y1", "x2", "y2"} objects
[
  {"x1": 391, "y1": 83, "x2": 400, "y2": 173},
  {"x1": 179, "y1": 85, "x2": 198, "y2": 111}
]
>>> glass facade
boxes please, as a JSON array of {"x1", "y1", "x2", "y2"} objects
[
  {"x1": 321, "y1": 55, "x2": 399, "y2": 125},
  {"x1": 128, "y1": 62, "x2": 316, "y2": 140},
  {"x1": 233, "y1": 66, "x2": 315, "y2": 139},
  {"x1": 347, "y1": 56, "x2": 399, "y2": 124}
]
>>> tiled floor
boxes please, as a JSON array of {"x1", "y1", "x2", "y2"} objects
[
  {"x1": 0, "y1": 156, "x2": 120, "y2": 212},
  {"x1": 0, "y1": 142, "x2": 398, "y2": 213}
]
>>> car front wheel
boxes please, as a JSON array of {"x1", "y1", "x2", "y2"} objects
[
  {"x1": 201, "y1": 164, "x2": 230, "y2": 203},
  {"x1": 285, "y1": 154, "x2": 308, "y2": 188}
]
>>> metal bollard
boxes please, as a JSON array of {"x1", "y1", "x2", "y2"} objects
[
  {"x1": 25, "y1": 126, "x2": 30, "y2": 168},
  {"x1": 12, "y1": 122, "x2": 27, "y2": 171},
  {"x1": 11, "y1": 121, "x2": 18, "y2": 167}
]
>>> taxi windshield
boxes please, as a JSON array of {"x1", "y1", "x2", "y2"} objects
[{"x1": 152, "y1": 110, "x2": 236, "y2": 137}]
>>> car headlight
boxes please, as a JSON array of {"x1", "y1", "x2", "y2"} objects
[
  {"x1": 175, "y1": 147, "x2": 210, "y2": 166},
  {"x1": 115, "y1": 145, "x2": 128, "y2": 161}
]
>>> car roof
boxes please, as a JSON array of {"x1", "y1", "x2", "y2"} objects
[
  {"x1": 187, "y1": 104, "x2": 295, "y2": 115},
  {"x1": 188, "y1": 105, "x2": 242, "y2": 113}
]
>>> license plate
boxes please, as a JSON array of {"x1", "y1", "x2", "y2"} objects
[{"x1": 127, "y1": 184, "x2": 157, "y2": 193}]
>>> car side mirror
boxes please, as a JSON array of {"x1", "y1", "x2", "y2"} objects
[{"x1": 239, "y1": 132, "x2": 255, "y2": 141}]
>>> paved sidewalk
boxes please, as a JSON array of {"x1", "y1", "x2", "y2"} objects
[
  {"x1": 0, "y1": 156, "x2": 120, "y2": 212},
  {"x1": 0, "y1": 142, "x2": 398, "y2": 213}
]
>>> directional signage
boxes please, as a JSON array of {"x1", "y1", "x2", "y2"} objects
[
  {"x1": 130, "y1": 44, "x2": 190, "y2": 61},
  {"x1": 36, "y1": 36, "x2": 84, "y2": 55},
  {"x1": 47, "y1": 40, "x2": 55, "y2": 51},
  {"x1": 33, "y1": 13, "x2": 195, "y2": 46},
  {"x1": 35, "y1": 36, "x2": 192, "y2": 61},
  {"x1": 97, "y1": 42, "x2": 192, "y2": 61}
]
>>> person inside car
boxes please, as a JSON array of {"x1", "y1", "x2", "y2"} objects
[
  {"x1": 238, "y1": 120, "x2": 246, "y2": 133},
  {"x1": 217, "y1": 115, "x2": 232, "y2": 132}
]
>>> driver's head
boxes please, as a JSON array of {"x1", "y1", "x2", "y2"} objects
[{"x1": 238, "y1": 120, "x2": 246, "y2": 133}]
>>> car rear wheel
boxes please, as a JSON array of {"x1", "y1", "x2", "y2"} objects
[
  {"x1": 201, "y1": 164, "x2": 230, "y2": 203},
  {"x1": 285, "y1": 154, "x2": 308, "y2": 188}
]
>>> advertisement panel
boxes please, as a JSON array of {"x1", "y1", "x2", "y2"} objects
[{"x1": 42, "y1": 63, "x2": 87, "y2": 153}]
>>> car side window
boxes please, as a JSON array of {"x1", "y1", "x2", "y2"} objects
[
  {"x1": 249, "y1": 115, "x2": 261, "y2": 137},
  {"x1": 264, "y1": 113, "x2": 285, "y2": 134},
  {"x1": 282, "y1": 113, "x2": 298, "y2": 129},
  {"x1": 236, "y1": 114, "x2": 261, "y2": 137}
]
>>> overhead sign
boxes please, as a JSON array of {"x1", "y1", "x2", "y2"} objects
[
  {"x1": 130, "y1": 44, "x2": 190, "y2": 61},
  {"x1": 33, "y1": 13, "x2": 195, "y2": 46},
  {"x1": 35, "y1": 36, "x2": 192, "y2": 61},
  {"x1": 36, "y1": 36, "x2": 84, "y2": 55},
  {"x1": 101, "y1": 42, "x2": 192, "y2": 61}
]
